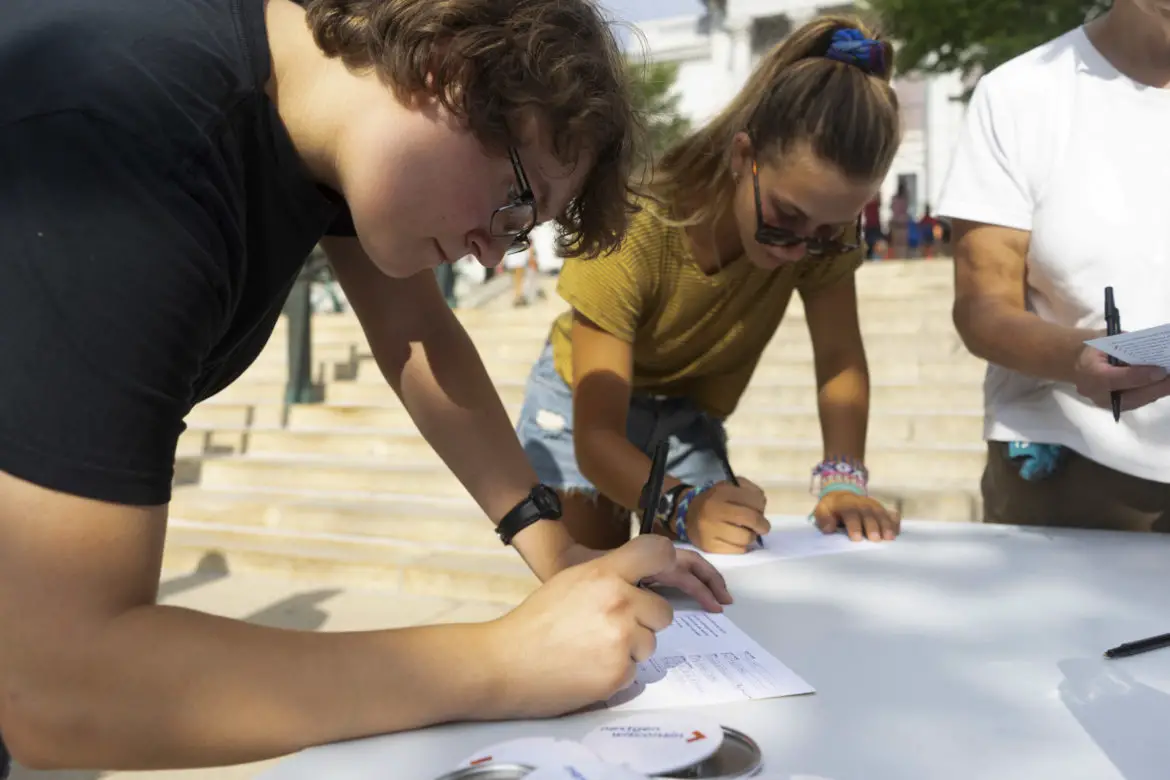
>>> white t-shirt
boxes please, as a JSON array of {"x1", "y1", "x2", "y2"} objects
[{"x1": 937, "y1": 26, "x2": 1170, "y2": 483}]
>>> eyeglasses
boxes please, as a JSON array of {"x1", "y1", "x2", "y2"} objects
[
  {"x1": 491, "y1": 148, "x2": 538, "y2": 255},
  {"x1": 751, "y1": 160, "x2": 861, "y2": 257}
]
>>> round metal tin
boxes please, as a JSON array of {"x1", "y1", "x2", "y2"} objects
[
  {"x1": 434, "y1": 763, "x2": 535, "y2": 780},
  {"x1": 659, "y1": 726, "x2": 763, "y2": 779}
]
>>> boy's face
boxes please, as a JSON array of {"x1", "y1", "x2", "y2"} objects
[{"x1": 336, "y1": 93, "x2": 590, "y2": 279}]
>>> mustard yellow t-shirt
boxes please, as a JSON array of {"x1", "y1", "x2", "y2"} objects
[{"x1": 549, "y1": 201, "x2": 864, "y2": 419}]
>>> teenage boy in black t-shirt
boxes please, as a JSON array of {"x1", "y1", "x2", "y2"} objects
[{"x1": 0, "y1": 0, "x2": 731, "y2": 770}]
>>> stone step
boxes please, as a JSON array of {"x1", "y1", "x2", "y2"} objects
[
  {"x1": 210, "y1": 428, "x2": 984, "y2": 483},
  {"x1": 279, "y1": 310, "x2": 964, "y2": 352},
  {"x1": 203, "y1": 380, "x2": 298, "y2": 405},
  {"x1": 195, "y1": 455, "x2": 980, "y2": 520},
  {"x1": 336, "y1": 329, "x2": 968, "y2": 362},
  {"x1": 322, "y1": 377, "x2": 985, "y2": 411},
  {"x1": 186, "y1": 402, "x2": 284, "y2": 429},
  {"x1": 176, "y1": 427, "x2": 249, "y2": 456},
  {"x1": 351, "y1": 352, "x2": 987, "y2": 385},
  {"x1": 269, "y1": 308, "x2": 961, "y2": 359},
  {"x1": 284, "y1": 403, "x2": 985, "y2": 445},
  {"x1": 255, "y1": 339, "x2": 358, "y2": 362},
  {"x1": 171, "y1": 470, "x2": 976, "y2": 585},
  {"x1": 338, "y1": 329, "x2": 971, "y2": 365},
  {"x1": 180, "y1": 412, "x2": 986, "y2": 460},
  {"x1": 170, "y1": 487, "x2": 500, "y2": 548},
  {"x1": 163, "y1": 518, "x2": 537, "y2": 605},
  {"x1": 233, "y1": 361, "x2": 290, "y2": 383},
  {"x1": 728, "y1": 410, "x2": 984, "y2": 446}
]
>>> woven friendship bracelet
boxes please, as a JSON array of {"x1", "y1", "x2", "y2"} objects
[
  {"x1": 810, "y1": 456, "x2": 869, "y2": 498},
  {"x1": 673, "y1": 482, "x2": 715, "y2": 544}
]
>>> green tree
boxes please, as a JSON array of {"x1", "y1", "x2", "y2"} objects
[
  {"x1": 865, "y1": 0, "x2": 1110, "y2": 98},
  {"x1": 627, "y1": 59, "x2": 691, "y2": 168}
]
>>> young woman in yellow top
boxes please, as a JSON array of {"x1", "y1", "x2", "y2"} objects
[{"x1": 517, "y1": 15, "x2": 903, "y2": 554}]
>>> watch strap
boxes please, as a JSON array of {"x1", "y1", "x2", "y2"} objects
[{"x1": 496, "y1": 486, "x2": 562, "y2": 546}]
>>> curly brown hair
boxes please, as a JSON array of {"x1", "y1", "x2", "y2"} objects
[{"x1": 303, "y1": 0, "x2": 641, "y2": 260}]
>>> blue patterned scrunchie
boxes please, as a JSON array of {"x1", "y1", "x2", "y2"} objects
[{"x1": 824, "y1": 28, "x2": 885, "y2": 76}]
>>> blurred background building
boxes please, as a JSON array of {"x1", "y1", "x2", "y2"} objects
[{"x1": 625, "y1": 0, "x2": 967, "y2": 228}]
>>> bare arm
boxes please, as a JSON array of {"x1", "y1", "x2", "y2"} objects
[
  {"x1": 951, "y1": 219, "x2": 1095, "y2": 383},
  {"x1": 571, "y1": 312, "x2": 678, "y2": 510},
  {"x1": 572, "y1": 313, "x2": 767, "y2": 555},
  {"x1": 324, "y1": 238, "x2": 591, "y2": 579},
  {"x1": 801, "y1": 274, "x2": 870, "y2": 463},
  {"x1": 0, "y1": 470, "x2": 499, "y2": 770}
]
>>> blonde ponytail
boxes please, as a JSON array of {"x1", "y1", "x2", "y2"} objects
[{"x1": 650, "y1": 14, "x2": 900, "y2": 229}]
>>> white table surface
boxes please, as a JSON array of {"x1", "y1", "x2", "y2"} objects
[{"x1": 259, "y1": 519, "x2": 1170, "y2": 780}]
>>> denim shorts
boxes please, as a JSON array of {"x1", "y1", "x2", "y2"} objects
[{"x1": 516, "y1": 343, "x2": 730, "y2": 496}]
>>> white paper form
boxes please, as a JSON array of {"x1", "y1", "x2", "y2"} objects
[
  {"x1": 1086, "y1": 324, "x2": 1170, "y2": 369},
  {"x1": 675, "y1": 519, "x2": 884, "y2": 572},
  {"x1": 603, "y1": 611, "x2": 814, "y2": 711}
]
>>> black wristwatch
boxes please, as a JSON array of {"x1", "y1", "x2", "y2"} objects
[{"x1": 495, "y1": 484, "x2": 563, "y2": 546}]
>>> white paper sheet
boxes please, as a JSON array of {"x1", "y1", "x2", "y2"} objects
[
  {"x1": 675, "y1": 519, "x2": 884, "y2": 572},
  {"x1": 602, "y1": 611, "x2": 814, "y2": 711},
  {"x1": 1086, "y1": 324, "x2": 1170, "y2": 369}
]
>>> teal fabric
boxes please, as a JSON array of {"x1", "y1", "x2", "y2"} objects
[{"x1": 1007, "y1": 441, "x2": 1067, "y2": 481}]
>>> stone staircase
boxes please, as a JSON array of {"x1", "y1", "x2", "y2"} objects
[{"x1": 167, "y1": 259, "x2": 986, "y2": 605}]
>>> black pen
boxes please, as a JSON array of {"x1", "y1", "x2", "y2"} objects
[
  {"x1": 638, "y1": 439, "x2": 670, "y2": 538},
  {"x1": 1105, "y1": 286, "x2": 1122, "y2": 423},
  {"x1": 1104, "y1": 631, "x2": 1170, "y2": 659},
  {"x1": 634, "y1": 440, "x2": 670, "y2": 589}
]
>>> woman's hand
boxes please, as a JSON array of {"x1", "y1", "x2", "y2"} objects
[
  {"x1": 812, "y1": 491, "x2": 899, "y2": 541},
  {"x1": 685, "y1": 478, "x2": 771, "y2": 555}
]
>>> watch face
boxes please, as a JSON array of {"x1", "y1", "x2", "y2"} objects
[
  {"x1": 532, "y1": 484, "x2": 563, "y2": 517},
  {"x1": 657, "y1": 493, "x2": 673, "y2": 516}
]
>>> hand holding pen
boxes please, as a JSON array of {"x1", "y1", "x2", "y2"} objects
[
  {"x1": 634, "y1": 441, "x2": 733, "y2": 611},
  {"x1": 1073, "y1": 287, "x2": 1170, "y2": 415},
  {"x1": 638, "y1": 438, "x2": 767, "y2": 556}
]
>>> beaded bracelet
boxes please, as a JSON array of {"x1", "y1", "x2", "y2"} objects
[
  {"x1": 810, "y1": 456, "x2": 869, "y2": 499},
  {"x1": 673, "y1": 481, "x2": 715, "y2": 544}
]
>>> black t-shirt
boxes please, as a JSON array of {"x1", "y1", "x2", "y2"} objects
[{"x1": 0, "y1": 0, "x2": 356, "y2": 506}]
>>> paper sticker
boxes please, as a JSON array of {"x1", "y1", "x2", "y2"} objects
[
  {"x1": 459, "y1": 737, "x2": 599, "y2": 770},
  {"x1": 524, "y1": 759, "x2": 650, "y2": 779},
  {"x1": 582, "y1": 713, "x2": 724, "y2": 775}
]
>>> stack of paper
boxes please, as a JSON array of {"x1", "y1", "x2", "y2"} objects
[
  {"x1": 603, "y1": 611, "x2": 814, "y2": 711},
  {"x1": 1087, "y1": 324, "x2": 1170, "y2": 369}
]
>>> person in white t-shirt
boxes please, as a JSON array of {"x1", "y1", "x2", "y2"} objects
[{"x1": 939, "y1": 0, "x2": 1170, "y2": 532}]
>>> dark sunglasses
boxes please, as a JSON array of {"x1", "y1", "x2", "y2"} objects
[{"x1": 752, "y1": 160, "x2": 861, "y2": 256}]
